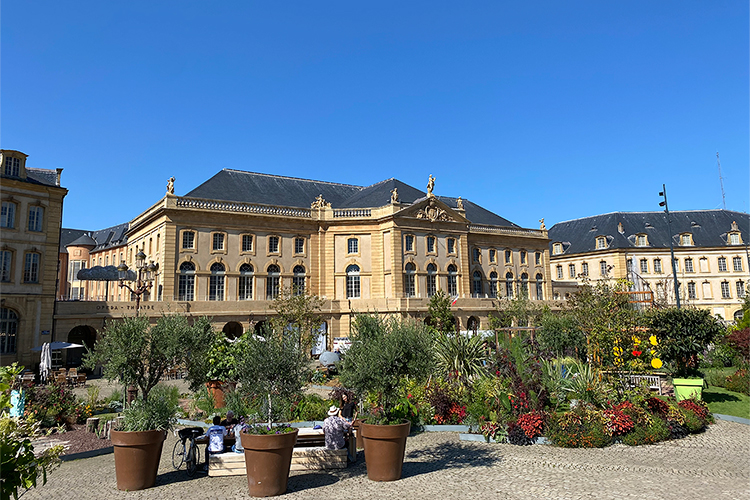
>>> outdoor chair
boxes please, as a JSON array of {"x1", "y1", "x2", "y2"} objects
[
  {"x1": 55, "y1": 373, "x2": 66, "y2": 385},
  {"x1": 76, "y1": 373, "x2": 87, "y2": 387}
]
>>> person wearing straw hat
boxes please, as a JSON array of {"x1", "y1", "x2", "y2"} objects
[{"x1": 322, "y1": 405, "x2": 351, "y2": 450}]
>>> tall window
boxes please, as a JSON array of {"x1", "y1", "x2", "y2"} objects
[
  {"x1": 489, "y1": 248, "x2": 496, "y2": 263},
  {"x1": 346, "y1": 264, "x2": 360, "y2": 299},
  {"x1": 737, "y1": 281, "x2": 746, "y2": 298},
  {"x1": 447, "y1": 264, "x2": 458, "y2": 296},
  {"x1": 556, "y1": 265, "x2": 563, "y2": 279},
  {"x1": 292, "y1": 265, "x2": 306, "y2": 295},
  {"x1": 600, "y1": 261, "x2": 608, "y2": 276},
  {"x1": 3, "y1": 156, "x2": 20, "y2": 176},
  {"x1": 0, "y1": 308, "x2": 18, "y2": 354},
  {"x1": 596, "y1": 237, "x2": 606, "y2": 249},
  {"x1": 733, "y1": 257, "x2": 743, "y2": 272},
  {"x1": 266, "y1": 264, "x2": 280, "y2": 299},
  {"x1": 182, "y1": 231, "x2": 195, "y2": 249},
  {"x1": 404, "y1": 263, "x2": 416, "y2": 297},
  {"x1": 238, "y1": 264, "x2": 253, "y2": 300},
  {"x1": 426, "y1": 264, "x2": 437, "y2": 297},
  {"x1": 0, "y1": 250, "x2": 11, "y2": 282},
  {"x1": 718, "y1": 257, "x2": 727, "y2": 272},
  {"x1": 536, "y1": 274, "x2": 544, "y2": 300},
  {"x1": 505, "y1": 272, "x2": 514, "y2": 298},
  {"x1": 212, "y1": 233, "x2": 225, "y2": 251},
  {"x1": 268, "y1": 236, "x2": 280, "y2": 254},
  {"x1": 426, "y1": 236, "x2": 436, "y2": 254},
  {"x1": 472, "y1": 248, "x2": 481, "y2": 263},
  {"x1": 687, "y1": 282, "x2": 697, "y2": 299},
  {"x1": 178, "y1": 262, "x2": 195, "y2": 301},
  {"x1": 685, "y1": 258, "x2": 694, "y2": 273},
  {"x1": 654, "y1": 258, "x2": 662, "y2": 274},
  {"x1": 404, "y1": 235, "x2": 414, "y2": 252},
  {"x1": 581, "y1": 262, "x2": 589, "y2": 277},
  {"x1": 505, "y1": 249, "x2": 512, "y2": 263},
  {"x1": 639, "y1": 259, "x2": 648, "y2": 274},
  {"x1": 552, "y1": 243, "x2": 562, "y2": 255},
  {"x1": 294, "y1": 237, "x2": 305, "y2": 255},
  {"x1": 1, "y1": 202, "x2": 15, "y2": 229},
  {"x1": 520, "y1": 251, "x2": 527, "y2": 265},
  {"x1": 242, "y1": 234, "x2": 254, "y2": 252},
  {"x1": 721, "y1": 281, "x2": 731, "y2": 299},
  {"x1": 535, "y1": 252, "x2": 541, "y2": 266},
  {"x1": 209, "y1": 263, "x2": 225, "y2": 300},
  {"x1": 489, "y1": 271, "x2": 498, "y2": 298},
  {"x1": 626, "y1": 259, "x2": 633, "y2": 272},
  {"x1": 520, "y1": 273, "x2": 529, "y2": 298},
  {"x1": 447, "y1": 238, "x2": 456, "y2": 254},
  {"x1": 28, "y1": 206, "x2": 43, "y2": 232},
  {"x1": 23, "y1": 253, "x2": 39, "y2": 283},
  {"x1": 472, "y1": 271, "x2": 482, "y2": 297},
  {"x1": 347, "y1": 237, "x2": 358, "y2": 255}
]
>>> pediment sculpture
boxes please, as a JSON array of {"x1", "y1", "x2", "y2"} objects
[
  {"x1": 311, "y1": 194, "x2": 331, "y2": 209},
  {"x1": 415, "y1": 200, "x2": 453, "y2": 222}
]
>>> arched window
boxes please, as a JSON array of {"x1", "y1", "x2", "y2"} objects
[
  {"x1": 404, "y1": 263, "x2": 416, "y2": 297},
  {"x1": 489, "y1": 271, "x2": 498, "y2": 298},
  {"x1": 0, "y1": 308, "x2": 18, "y2": 354},
  {"x1": 293, "y1": 265, "x2": 306, "y2": 295},
  {"x1": 209, "y1": 263, "x2": 225, "y2": 301},
  {"x1": 472, "y1": 271, "x2": 483, "y2": 297},
  {"x1": 447, "y1": 264, "x2": 458, "y2": 296},
  {"x1": 467, "y1": 316, "x2": 479, "y2": 335},
  {"x1": 536, "y1": 273, "x2": 544, "y2": 300},
  {"x1": 426, "y1": 263, "x2": 437, "y2": 297},
  {"x1": 346, "y1": 265, "x2": 360, "y2": 299},
  {"x1": 178, "y1": 262, "x2": 195, "y2": 301},
  {"x1": 238, "y1": 263, "x2": 254, "y2": 300},
  {"x1": 505, "y1": 272, "x2": 514, "y2": 298},
  {"x1": 266, "y1": 264, "x2": 280, "y2": 299},
  {"x1": 520, "y1": 273, "x2": 529, "y2": 298}
]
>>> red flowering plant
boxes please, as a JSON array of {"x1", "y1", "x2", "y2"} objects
[
  {"x1": 601, "y1": 408, "x2": 634, "y2": 437},
  {"x1": 516, "y1": 410, "x2": 547, "y2": 440},
  {"x1": 678, "y1": 398, "x2": 712, "y2": 424}
]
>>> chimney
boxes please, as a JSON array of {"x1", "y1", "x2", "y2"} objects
[{"x1": 55, "y1": 168, "x2": 63, "y2": 186}]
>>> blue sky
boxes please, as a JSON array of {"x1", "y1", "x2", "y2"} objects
[{"x1": 2, "y1": 1, "x2": 748, "y2": 231}]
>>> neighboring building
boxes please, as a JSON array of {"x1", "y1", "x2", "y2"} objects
[
  {"x1": 548, "y1": 210, "x2": 750, "y2": 321},
  {"x1": 55, "y1": 170, "x2": 551, "y2": 357},
  {"x1": 0, "y1": 149, "x2": 67, "y2": 367}
]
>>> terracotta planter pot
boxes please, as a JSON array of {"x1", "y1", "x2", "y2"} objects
[
  {"x1": 352, "y1": 419, "x2": 365, "y2": 450},
  {"x1": 240, "y1": 428, "x2": 299, "y2": 497},
  {"x1": 110, "y1": 430, "x2": 166, "y2": 491},
  {"x1": 360, "y1": 421, "x2": 410, "y2": 481},
  {"x1": 206, "y1": 380, "x2": 235, "y2": 408}
]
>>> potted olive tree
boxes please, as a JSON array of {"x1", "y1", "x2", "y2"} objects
[
  {"x1": 83, "y1": 315, "x2": 214, "y2": 491},
  {"x1": 339, "y1": 314, "x2": 434, "y2": 481},
  {"x1": 234, "y1": 323, "x2": 309, "y2": 497},
  {"x1": 646, "y1": 307, "x2": 724, "y2": 401},
  {"x1": 188, "y1": 332, "x2": 239, "y2": 408}
]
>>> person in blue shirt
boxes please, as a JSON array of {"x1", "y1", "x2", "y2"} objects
[{"x1": 203, "y1": 415, "x2": 227, "y2": 456}]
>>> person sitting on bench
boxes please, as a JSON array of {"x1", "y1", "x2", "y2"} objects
[
  {"x1": 323, "y1": 405, "x2": 351, "y2": 450},
  {"x1": 203, "y1": 415, "x2": 227, "y2": 455}
]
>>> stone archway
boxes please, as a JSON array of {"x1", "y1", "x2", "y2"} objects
[
  {"x1": 67, "y1": 325, "x2": 97, "y2": 368},
  {"x1": 223, "y1": 321, "x2": 243, "y2": 340},
  {"x1": 254, "y1": 320, "x2": 267, "y2": 336},
  {"x1": 467, "y1": 316, "x2": 479, "y2": 335}
]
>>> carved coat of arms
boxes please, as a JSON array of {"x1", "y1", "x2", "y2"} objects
[{"x1": 415, "y1": 200, "x2": 452, "y2": 222}]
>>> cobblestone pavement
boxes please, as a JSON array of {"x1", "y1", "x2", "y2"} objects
[{"x1": 25, "y1": 420, "x2": 750, "y2": 500}]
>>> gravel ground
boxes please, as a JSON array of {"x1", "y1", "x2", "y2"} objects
[{"x1": 23, "y1": 420, "x2": 750, "y2": 500}]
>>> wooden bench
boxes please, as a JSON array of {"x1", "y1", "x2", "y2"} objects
[
  {"x1": 617, "y1": 374, "x2": 662, "y2": 395},
  {"x1": 209, "y1": 447, "x2": 348, "y2": 477}
]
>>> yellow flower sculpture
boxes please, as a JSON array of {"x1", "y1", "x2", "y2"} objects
[{"x1": 651, "y1": 358, "x2": 663, "y2": 369}]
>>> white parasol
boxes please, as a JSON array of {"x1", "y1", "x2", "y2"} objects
[{"x1": 40, "y1": 343, "x2": 52, "y2": 383}]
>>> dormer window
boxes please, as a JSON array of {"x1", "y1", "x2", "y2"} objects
[
  {"x1": 1, "y1": 151, "x2": 27, "y2": 179},
  {"x1": 552, "y1": 243, "x2": 562, "y2": 255},
  {"x1": 4, "y1": 157, "x2": 20, "y2": 177},
  {"x1": 729, "y1": 232, "x2": 742, "y2": 245},
  {"x1": 596, "y1": 237, "x2": 607, "y2": 249},
  {"x1": 636, "y1": 234, "x2": 648, "y2": 247},
  {"x1": 680, "y1": 233, "x2": 693, "y2": 246}
]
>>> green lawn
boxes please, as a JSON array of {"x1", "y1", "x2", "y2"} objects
[
  {"x1": 702, "y1": 367, "x2": 737, "y2": 386},
  {"x1": 703, "y1": 386, "x2": 750, "y2": 420}
]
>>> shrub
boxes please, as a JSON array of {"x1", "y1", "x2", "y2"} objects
[
  {"x1": 506, "y1": 420, "x2": 533, "y2": 445},
  {"x1": 613, "y1": 400, "x2": 651, "y2": 427},
  {"x1": 120, "y1": 385, "x2": 179, "y2": 432},
  {"x1": 725, "y1": 369, "x2": 750, "y2": 395},
  {"x1": 602, "y1": 408, "x2": 634, "y2": 436},
  {"x1": 24, "y1": 383, "x2": 78, "y2": 428},
  {"x1": 480, "y1": 421, "x2": 507, "y2": 443},
  {"x1": 681, "y1": 408, "x2": 707, "y2": 433},
  {"x1": 622, "y1": 416, "x2": 669, "y2": 446},
  {"x1": 547, "y1": 405, "x2": 611, "y2": 448},
  {"x1": 725, "y1": 328, "x2": 749, "y2": 361},
  {"x1": 677, "y1": 398, "x2": 712, "y2": 427},
  {"x1": 517, "y1": 411, "x2": 546, "y2": 440},
  {"x1": 289, "y1": 394, "x2": 329, "y2": 422}
]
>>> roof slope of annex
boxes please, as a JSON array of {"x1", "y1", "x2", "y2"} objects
[{"x1": 548, "y1": 209, "x2": 750, "y2": 255}]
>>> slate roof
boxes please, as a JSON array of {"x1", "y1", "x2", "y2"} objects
[
  {"x1": 549, "y1": 210, "x2": 750, "y2": 255},
  {"x1": 25, "y1": 168, "x2": 58, "y2": 187},
  {"x1": 60, "y1": 223, "x2": 129, "y2": 253},
  {"x1": 184, "y1": 169, "x2": 519, "y2": 227}
]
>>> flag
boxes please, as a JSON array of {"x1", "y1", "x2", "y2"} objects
[{"x1": 451, "y1": 295, "x2": 459, "y2": 305}]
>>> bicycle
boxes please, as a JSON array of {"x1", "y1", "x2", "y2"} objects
[{"x1": 172, "y1": 427, "x2": 204, "y2": 476}]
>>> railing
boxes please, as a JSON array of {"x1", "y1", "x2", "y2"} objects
[
  {"x1": 333, "y1": 208, "x2": 372, "y2": 218},
  {"x1": 468, "y1": 225, "x2": 547, "y2": 237},
  {"x1": 176, "y1": 198, "x2": 311, "y2": 218}
]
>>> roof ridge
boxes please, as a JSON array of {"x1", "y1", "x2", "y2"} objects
[
  {"x1": 221, "y1": 168, "x2": 364, "y2": 190},
  {"x1": 552, "y1": 209, "x2": 749, "y2": 226}
]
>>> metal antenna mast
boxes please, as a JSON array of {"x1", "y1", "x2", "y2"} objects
[{"x1": 717, "y1": 152, "x2": 726, "y2": 210}]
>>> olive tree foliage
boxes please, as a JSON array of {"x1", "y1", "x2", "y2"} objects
[
  {"x1": 83, "y1": 315, "x2": 215, "y2": 400},
  {"x1": 426, "y1": 290, "x2": 456, "y2": 335},
  {"x1": 489, "y1": 295, "x2": 542, "y2": 330},
  {"x1": 646, "y1": 307, "x2": 724, "y2": 378},
  {"x1": 234, "y1": 324, "x2": 309, "y2": 427},
  {"x1": 536, "y1": 310, "x2": 587, "y2": 359},
  {"x1": 270, "y1": 287, "x2": 326, "y2": 354},
  {"x1": 339, "y1": 314, "x2": 435, "y2": 423}
]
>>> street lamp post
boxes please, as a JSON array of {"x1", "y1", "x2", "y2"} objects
[
  {"x1": 116, "y1": 250, "x2": 158, "y2": 315},
  {"x1": 659, "y1": 184, "x2": 681, "y2": 309}
]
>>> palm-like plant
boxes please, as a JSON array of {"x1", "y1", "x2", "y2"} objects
[
  {"x1": 434, "y1": 333, "x2": 488, "y2": 384},
  {"x1": 562, "y1": 360, "x2": 611, "y2": 408}
]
